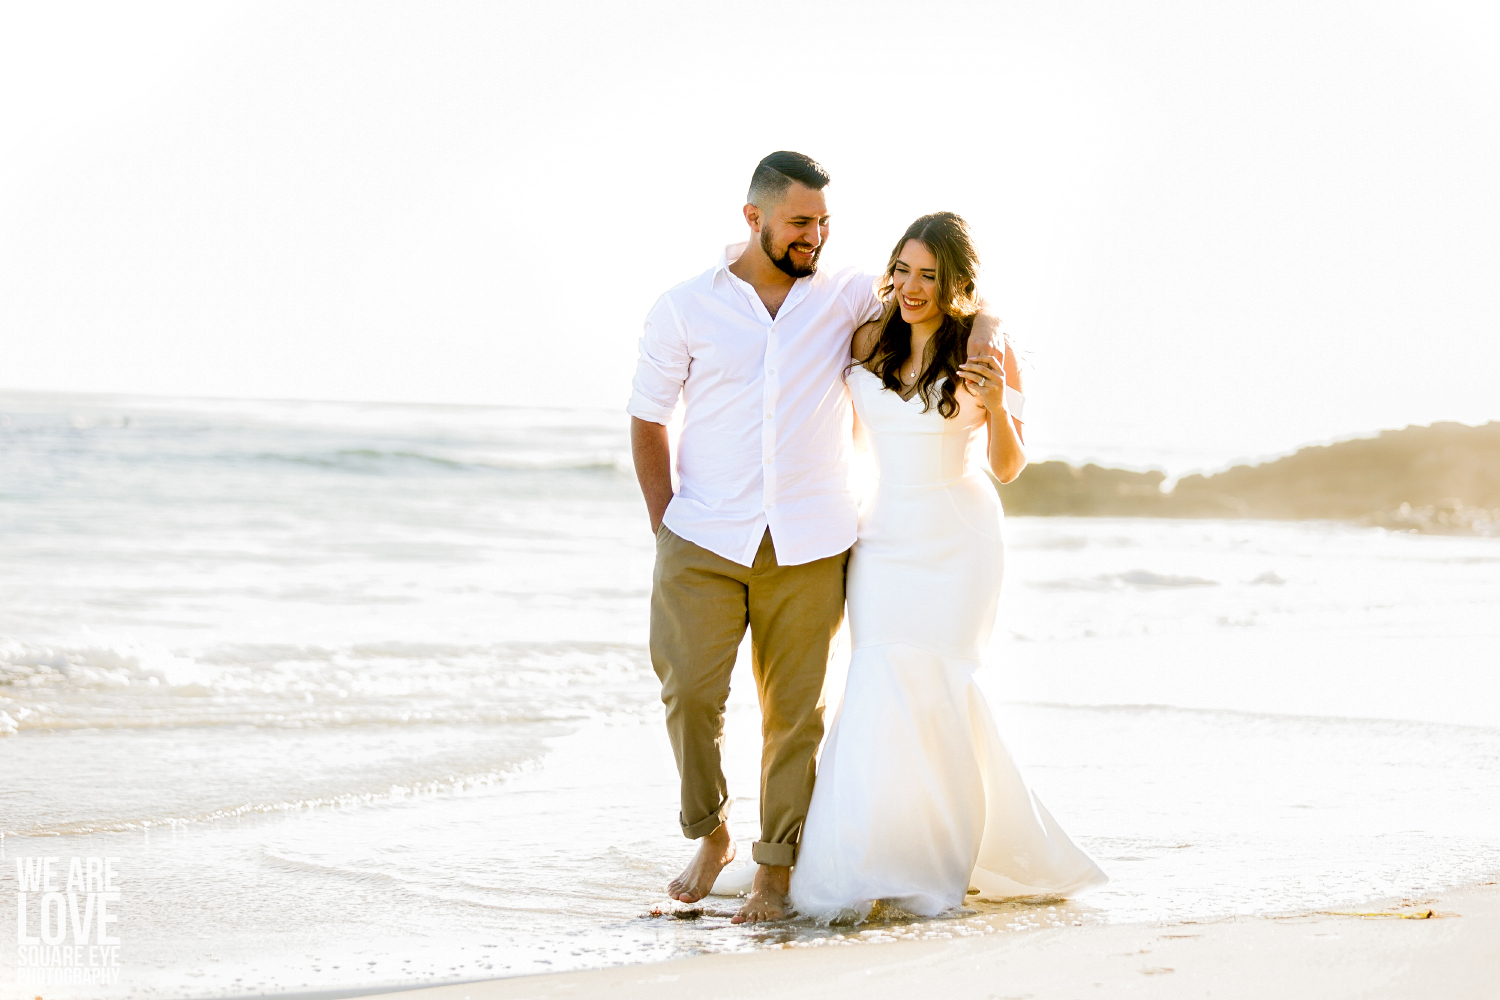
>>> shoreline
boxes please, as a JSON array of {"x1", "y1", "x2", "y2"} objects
[{"x1": 316, "y1": 877, "x2": 1500, "y2": 1000}]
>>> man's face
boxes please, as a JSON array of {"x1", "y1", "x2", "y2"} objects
[{"x1": 754, "y1": 183, "x2": 830, "y2": 278}]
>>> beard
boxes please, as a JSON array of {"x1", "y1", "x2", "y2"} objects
[{"x1": 761, "y1": 227, "x2": 821, "y2": 278}]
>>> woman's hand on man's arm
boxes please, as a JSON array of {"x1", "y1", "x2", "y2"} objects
[{"x1": 966, "y1": 299, "x2": 1004, "y2": 361}]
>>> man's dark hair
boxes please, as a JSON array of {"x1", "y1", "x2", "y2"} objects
[{"x1": 747, "y1": 151, "x2": 830, "y2": 208}]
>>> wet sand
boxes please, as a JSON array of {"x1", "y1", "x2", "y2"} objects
[{"x1": 355, "y1": 880, "x2": 1499, "y2": 1000}]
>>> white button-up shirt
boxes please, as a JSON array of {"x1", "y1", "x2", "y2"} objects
[{"x1": 627, "y1": 242, "x2": 882, "y2": 567}]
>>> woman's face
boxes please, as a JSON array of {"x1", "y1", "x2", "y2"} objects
[{"x1": 892, "y1": 240, "x2": 943, "y2": 327}]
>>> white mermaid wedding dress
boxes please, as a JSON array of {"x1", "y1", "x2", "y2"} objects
[{"x1": 782, "y1": 367, "x2": 1108, "y2": 921}]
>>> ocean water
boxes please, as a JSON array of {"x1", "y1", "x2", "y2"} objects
[{"x1": 1, "y1": 390, "x2": 1497, "y2": 999}]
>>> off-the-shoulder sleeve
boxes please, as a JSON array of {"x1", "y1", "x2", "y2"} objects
[
  {"x1": 1004, "y1": 386, "x2": 1026, "y2": 421},
  {"x1": 626, "y1": 294, "x2": 689, "y2": 424}
]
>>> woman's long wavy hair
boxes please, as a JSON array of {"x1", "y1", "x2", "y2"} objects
[{"x1": 854, "y1": 212, "x2": 983, "y2": 419}]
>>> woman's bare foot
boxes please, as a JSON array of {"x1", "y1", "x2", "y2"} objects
[
  {"x1": 731, "y1": 863, "x2": 791, "y2": 923},
  {"x1": 666, "y1": 823, "x2": 735, "y2": 903}
]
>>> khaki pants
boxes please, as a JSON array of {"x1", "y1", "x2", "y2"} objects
[{"x1": 650, "y1": 525, "x2": 848, "y2": 867}]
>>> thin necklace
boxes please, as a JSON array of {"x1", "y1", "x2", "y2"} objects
[{"x1": 904, "y1": 340, "x2": 926, "y2": 382}]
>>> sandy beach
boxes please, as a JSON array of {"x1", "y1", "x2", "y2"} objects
[{"x1": 353, "y1": 880, "x2": 1499, "y2": 1000}]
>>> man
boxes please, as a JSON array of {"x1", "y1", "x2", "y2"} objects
[{"x1": 627, "y1": 151, "x2": 1002, "y2": 923}]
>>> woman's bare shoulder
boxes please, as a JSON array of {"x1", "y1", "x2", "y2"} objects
[{"x1": 851, "y1": 320, "x2": 882, "y2": 362}]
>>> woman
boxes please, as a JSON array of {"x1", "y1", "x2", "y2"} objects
[{"x1": 787, "y1": 212, "x2": 1108, "y2": 921}]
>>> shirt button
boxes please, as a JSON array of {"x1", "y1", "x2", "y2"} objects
[
  {"x1": 767, "y1": 368, "x2": 776, "y2": 375},
  {"x1": 764, "y1": 411, "x2": 773, "y2": 418}
]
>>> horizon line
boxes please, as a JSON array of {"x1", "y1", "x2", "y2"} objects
[{"x1": 1, "y1": 385, "x2": 1493, "y2": 480}]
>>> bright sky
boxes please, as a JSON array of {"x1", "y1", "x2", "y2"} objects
[{"x1": 3, "y1": 1, "x2": 1497, "y2": 471}]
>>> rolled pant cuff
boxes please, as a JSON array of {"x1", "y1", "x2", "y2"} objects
[
  {"x1": 680, "y1": 803, "x2": 730, "y2": 840},
  {"x1": 751, "y1": 840, "x2": 797, "y2": 867}
]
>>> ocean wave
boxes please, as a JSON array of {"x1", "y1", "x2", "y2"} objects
[
  {"x1": 251, "y1": 448, "x2": 628, "y2": 475},
  {"x1": 1015, "y1": 534, "x2": 1143, "y2": 551},
  {"x1": 10, "y1": 758, "x2": 545, "y2": 838},
  {"x1": 0, "y1": 637, "x2": 655, "y2": 734},
  {"x1": 1029, "y1": 569, "x2": 1220, "y2": 592},
  {"x1": 253, "y1": 848, "x2": 531, "y2": 910},
  {"x1": 1007, "y1": 699, "x2": 1500, "y2": 736}
]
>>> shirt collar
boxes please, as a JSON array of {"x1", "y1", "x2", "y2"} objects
[{"x1": 712, "y1": 241, "x2": 749, "y2": 287}]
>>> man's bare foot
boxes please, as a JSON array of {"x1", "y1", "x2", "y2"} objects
[
  {"x1": 731, "y1": 863, "x2": 791, "y2": 923},
  {"x1": 666, "y1": 823, "x2": 735, "y2": 903}
]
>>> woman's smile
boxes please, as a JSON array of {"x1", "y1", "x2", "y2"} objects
[{"x1": 893, "y1": 239, "x2": 943, "y2": 326}]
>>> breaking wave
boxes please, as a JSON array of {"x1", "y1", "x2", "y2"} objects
[
  {"x1": 250, "y1": 448, "x2": 628, "y2": 475},
  {"x1": 0, "y1": 637, "x2": 655, "y2": 734},
  {"x1": 1030, "y1": 569, "x2": 1221, "y2": 592}
]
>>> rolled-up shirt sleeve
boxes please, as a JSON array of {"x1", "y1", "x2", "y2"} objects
[
  {"x1": 848, "y1": 271, "x2": 885, "y2": 325},
  {"x1": 626, "y1": 294, "x2": 689, "y2": 425}
]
